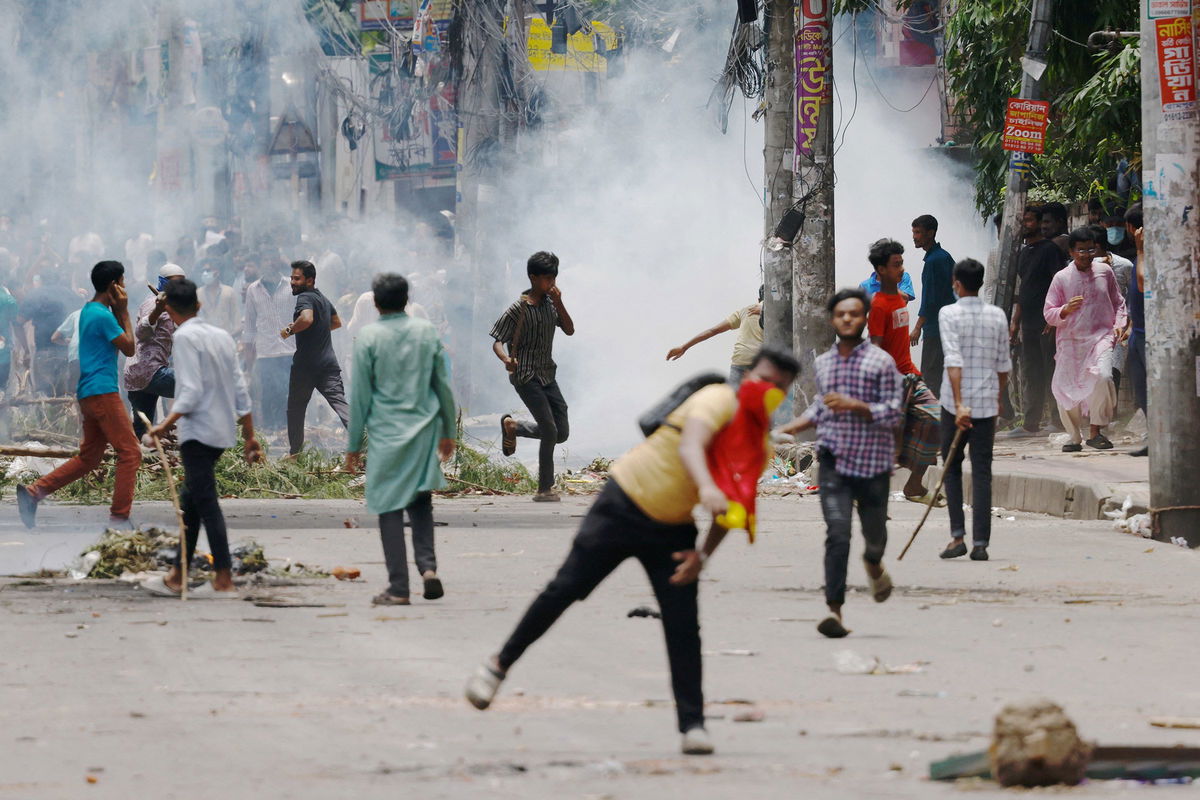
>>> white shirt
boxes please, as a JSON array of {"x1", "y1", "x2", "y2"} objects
[
  {"x1": 172, "y1": 317, "x2": 252, "y2": 449},
  {"x1": 939, "y1": 296, "x2": 1012, "y2": 418},
  {"x1": 241, "y1": 276, "x2": 297, "y2": 359}
]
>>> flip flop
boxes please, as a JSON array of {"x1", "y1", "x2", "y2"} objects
[
  {"x1": 817, "y1": 616, "x2": 850, "y2": 638},
  {"x1": 500, "y1": 415, "x2": 516, "y2": 457},
  {"x1": 904, "y1": 491, "x2": 946, "y2": 508},
  {"x1": 867, "y1": 567, "x2": 893, "y2": 603},
  {"x1": 141, "y1": 575, "x2": 181, "y2": 597},
  {"x1": 423, "y1": 575, "x2": 444, "y2": 601}
]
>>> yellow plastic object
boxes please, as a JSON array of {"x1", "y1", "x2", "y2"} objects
[
  {"x1": 716, "y1": 501, "x2": 746, "y2": 531},
  {"x1": 763, "y1": 387, "x2": 785, "y2": 414}
]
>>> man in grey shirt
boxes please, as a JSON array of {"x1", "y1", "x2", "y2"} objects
[{"x1": 280, "y1": 260, "x2": 349, "y2": 455}]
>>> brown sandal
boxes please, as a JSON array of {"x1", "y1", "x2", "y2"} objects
[{"x1": 500, "y1": 415, "x2": 516, "y2": 456}]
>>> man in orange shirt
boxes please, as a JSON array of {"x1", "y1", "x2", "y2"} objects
[{"x1": 866, "y1": 239, "x2": 940, "y2": 504}]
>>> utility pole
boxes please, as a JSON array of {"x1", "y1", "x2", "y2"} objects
[
  {"x1": 1139, "y1": 0, "x2": 1200, "y2": 545},
  {"x1": 455, "y1": 0, "x2": 506, "y2": 410},
  {"x1": 791, "y1": 0, "x2": 835, "y2": 409},
  {"x1": 990, "y1": 0, "x2": 1055, "y2": 314},
  {"x1": 763, "y1": 0, "x2": 795, "y2": 364}
]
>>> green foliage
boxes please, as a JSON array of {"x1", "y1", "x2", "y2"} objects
[
  {"x1": 943, "y1": 0, "x2": 1140, "y2": 214},
  {"x1": 447, "y1": 440, "x2": 537, "y2": 494}
]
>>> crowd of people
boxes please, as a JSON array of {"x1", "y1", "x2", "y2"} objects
[
  {"x1": 0, "y1": 214, "x2": 455, "y2": 443},
  {"x1": 1, "y1": 198, "x2": 1147, "y2": 757}
]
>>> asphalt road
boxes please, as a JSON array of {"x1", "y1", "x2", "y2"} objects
[{"x1": 1, "y1": 494, "x2": 1197, "y2": 798}]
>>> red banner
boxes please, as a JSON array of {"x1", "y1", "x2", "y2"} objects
[
  {"x1": 1001, "y1": 98, "x2": 1050, "y2": 154},
  {"x1": 794, "y1": 0, "x2": 831, "y2": 161},
  {"x1": 1156, "y1": 16, "x2": 1197, "y2": 121}
]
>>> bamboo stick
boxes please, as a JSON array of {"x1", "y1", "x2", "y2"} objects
[{"x1": 137, "y1": 412, "x2": 187, "y2": 602}]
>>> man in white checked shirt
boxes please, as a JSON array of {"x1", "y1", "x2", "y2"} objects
[{"x1": 936, "y1": 259, "x2": 1011, "y2": 562}]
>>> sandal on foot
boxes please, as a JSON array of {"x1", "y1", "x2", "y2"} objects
[
  {"x1": 371, "y1": 592, "x2": 410, "y2": 606},
  {"x1": 817, "y1": 616, "x2": 850, "y2": 638},
  {"x1": 904, "y1": 491, "x2": 946, "y2": 508},
  {"x1": 141, "y1": 575, "x2": 182, "y2": 597},
  {"x1": 866, "y1": 565, "x2": 893, "y2": 603},
  {"x1": 940, "y1": 541, "x2": 967, "y2": 559},
  {"x1": 423, "y1": 574, "x2": 444, "y2": 601},
  {"x1": 500, "y1": 415, "x2": 516, "y2": 457},
  {"x1": 532, "y1": 492, "x2": 561, "y2": 503}
]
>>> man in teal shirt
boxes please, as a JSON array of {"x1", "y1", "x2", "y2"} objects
[
  {"x1": 345, "y1": 273, "x2": 457, "y2": 606},
  {"x1": 17, "y1": 261, "x2": 140, "y2": 528},
  {"x1": 909, "y1": 214, "x2": 956, "y2": 398}
]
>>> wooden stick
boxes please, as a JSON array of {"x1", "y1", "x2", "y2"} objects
[
  {"x1": 137, "y1": 412, "x2": 187, "y2": 602},
  {"x1": 443, "y1": 475, "x2": 517, "y2": 495},
  {"x1": 0, "y1": 445, "x2": 78, "y2": 458},
  {"x1": 898, "y1": 425, "x2": 967, "y2": 561}
]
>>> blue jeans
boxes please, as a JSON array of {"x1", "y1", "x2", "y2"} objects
[
  {"x1": 256, "y1": 356, "x2": 291, "y2": 431},
  {"x1": 128, "y1": 366, "x2": 175, "y2": 439},
  {"x1": 817, "y1": 450, "x2": 890, "y2": 608}
]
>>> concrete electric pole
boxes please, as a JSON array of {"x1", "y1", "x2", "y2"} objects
[
  {"x1": 1138, "y1": 0, "x2": 1200, "y2": 545},
  {"x1": 763, "y1": 0, "x2": 796, "y2": 362},
  {"x1": 990, "y1": 0, "x2": 1055, "y2": 315},
  {"x1": 790, "y1": 0, "x2": 835, "y2": 408}
]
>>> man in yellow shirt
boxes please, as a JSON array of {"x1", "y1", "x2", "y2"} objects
[
  {"x1": 666, "y1": 287, "x2": 764, "y2": 386},
  {"x1": 465, "y1": 347, "x2": 800, "y2": 756}
]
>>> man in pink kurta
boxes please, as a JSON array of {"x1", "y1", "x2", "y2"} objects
[{"x1": 1044, "y1": 228, "x2": 1128, "y2": 451}]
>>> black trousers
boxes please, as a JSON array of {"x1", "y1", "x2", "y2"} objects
[
  {"x1": 176, "y1": 440, "x2": 231, "y2": 571},
  {"x1": 380, "y1": 492, "x2": 437, "y2": 597},
  {"x1": 817, "y1": 450, "x2": 890, "y2": 608},
  {"x1": 1127, "y1": 331, "x2": 1147, "y2": 414},
  {"x1": 940, "y1": 410, "x2": 996, "y2": 547},
  {"x1": 1019, "y1": 325, "x2": 1058, "y2": 430},
  {"x1": 921, "y1": 336, "x2": 945, "y2": 399},
  {"x1": 287, "y1": 362, "x2": 350, "y2": 455},
  {"x1": 497, "y1": 481, "x2": 703, "y2": 733},
  {"x1": 513, "y1": 378, "x2": 569, "y2": 493}
]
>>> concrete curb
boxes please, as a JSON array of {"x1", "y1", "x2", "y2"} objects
[{"x1": 892, "y1": 466, "x2": 1141, "y2": 521}]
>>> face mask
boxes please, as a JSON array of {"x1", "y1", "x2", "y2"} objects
[
  {"x1": 202, "y1": 270, "x2": 218, "y2": 286},
  {"x1": 157, "y1": 276, "x2": 170, "y2": 292},
  {"x1": 1107, "y1": 227, "x2": 1125, "y2": 246}
]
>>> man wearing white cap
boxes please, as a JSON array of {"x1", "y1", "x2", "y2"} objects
[{"x1": 125, "y1": 263, "x2": 187, "y2": 439}]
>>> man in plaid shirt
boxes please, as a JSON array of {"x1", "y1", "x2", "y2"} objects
[
  {"x1": 936, "y1": 258, "x2": 1011, "y2": 561},
  {"x1": 779, "y1": 288, "x2": 904, "y2": 639}
]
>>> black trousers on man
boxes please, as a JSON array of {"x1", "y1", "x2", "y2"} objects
[
  {"x1": 175, "y1": 440, "x2": 232, "y2": 571},
  {"x1": 513, "y1": 378, "x2": 569, "y2": 493},
  {"x1": 496, "y1": 481, "x2": 703, "y2": 733},
  {"x1": 287, "y1": 363, "x2": 350, "y2": 455},
  {"x1": 921, "y1": 336, "x2": 945, "y2": 398},
  {"x1": 940, "y1": 410, "x2": 996, "y2": 547},
  {"x1": 1019, "y1": 325, "x2": 1058, "y2": 430},
  {"x1": 379, "y1": 492, "x2": 437, "y2": 598}
]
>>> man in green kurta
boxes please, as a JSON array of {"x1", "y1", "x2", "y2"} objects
[{"x1": 346, "y1": 274, "x2": 457, "y2": 606}]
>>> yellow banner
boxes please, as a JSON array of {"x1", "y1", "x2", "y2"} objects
[{"x1": 527, "y1": 18, "x2": 618, "y2": 73}]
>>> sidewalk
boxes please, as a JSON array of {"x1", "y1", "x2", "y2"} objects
[{"x1": 899, "y1": 429, "x2": 1150, "y2": 520}]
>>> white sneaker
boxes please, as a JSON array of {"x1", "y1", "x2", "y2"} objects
[
  {"x1": 465, "y1": 660, "x2": 505, "y2": 710},
  {"x1": 681, "y1": 726, "x2": 715, "y2": 755}
]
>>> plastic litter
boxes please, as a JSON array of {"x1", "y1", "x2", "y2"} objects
[
  {"x1": 1115, "y1": 513, "x2": 1152, "y2": 538},
  {"x1": 68, "y1": 551, "x2": 101, "y2": 580},
  {"x1": 834, "y1": 649, "x2": 928, "y2": 675}
]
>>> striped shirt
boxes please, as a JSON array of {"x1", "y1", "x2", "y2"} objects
[
  {"x1": 489, "y1": 294, "x2": 563, "y2": 386},
  {"x1": 938, "y1": 296, "x2": 1011, "y2": 418},
  {"x1": 800, "y1": 340, "x2": 905, "y2": 478}
]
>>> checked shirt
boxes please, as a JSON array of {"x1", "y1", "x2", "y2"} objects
[
  {"x1": 938, "y1": 296, "x2": 1011, "y2": 418},
  {"x1": 800, "y1": 340, "x2": 905, "y2": 478}
]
